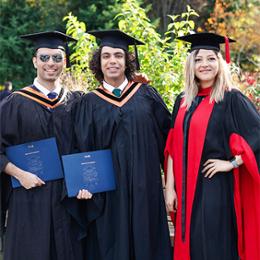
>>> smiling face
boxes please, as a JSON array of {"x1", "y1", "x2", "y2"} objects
[
  {"x1": 33, "y1": 48, "x2": 66, "y2": 88},
  {"x1": 100, "y1": 46, "x2": 126, "y2": 86},
  {"x1": 194, "y1": 49, "x2": 219, "y2": 88}
]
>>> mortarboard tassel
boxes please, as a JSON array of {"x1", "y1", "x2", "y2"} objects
[
  {"x1": 134, "y1": 42, "x2": 140, "y2": 71},
  {"x1": 65, "y1": 43, "x2": 71, "y2": 68},
  {"x1": 224, "y1": 36, "x2": 231, "y2": 64}
]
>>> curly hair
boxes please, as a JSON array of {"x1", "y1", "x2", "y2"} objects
[{"x1": 89, "y1": 47, "x2": 136, "y2": 83}]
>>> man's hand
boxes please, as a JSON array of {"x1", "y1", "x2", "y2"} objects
[
  {"x1": 133, "y1": 72, "x2": 150, "y2": 84},
  {"x1": 77, "y1": 189, "x2": 93, "y2": 200},
  {"x1": 4, "y1": 162, "x2": 45, "y2": 189},
  {"x1": 18, "y1": 171, "x2": 45, "y2": 189}
]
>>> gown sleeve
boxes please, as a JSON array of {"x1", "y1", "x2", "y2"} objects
[
  {"x1": 0, "y1": 95, "x2": 18, "y2": 172},
  {"x1": 162, "y1": 93, "x2": 183, "y2": 224},
  {"x1": 164, "y1": 93, "x2": 183, "y2": 168},
  {"x1": 0, "y1": 94, "x2": 21, "y2": 192},
  {"x1": 226, "y1": 90, "x2": 260, "y2": 260},
  {"x1": 147, "y1": 86, "x2": 171, "y2": 139},
  {"x1": 145, "y1": 85, "x2": 171, "y2": 166},
  {"x1": 73, "y1": 93, "x2": 96, "y2": 152},
  {"x1": 0, "y1": 94, "x2": 21, "y2": 243}
]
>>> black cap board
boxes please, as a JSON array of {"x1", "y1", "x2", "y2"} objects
[
  {"x1": 88, "y1": 29, "x2": 144, "y2": 70},
  {"x1": 20, "y1": 31, "x2": 77, "y2": 67},
  {"x1": 88, "y1": 29, "x2": 144, "y2": 50},
  {"x1": 177, "y1": 32, "x2": 235, "y2": 52},
  {"x1": 177, "y1": 32, "x2": 235, "y2": 63}
]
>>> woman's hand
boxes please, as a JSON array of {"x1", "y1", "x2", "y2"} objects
[
  {"x1": 165, "y1": 155, "x2": 177, "y2": 212},
  {"x1": 165, "y1": 187, "x2": 178, "y2": 213},
  {"x1": 77, "y1": 189, "x2": 93, "y2": 200},
  {"x1": 202, "y1": 159, "x2": 234, "y2": 178}
]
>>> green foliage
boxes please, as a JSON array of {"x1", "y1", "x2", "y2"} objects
[
  {"x1": 0, "y1": 0, "x2": 38, "y2": 88},
  {"x1": 0, "y1": 0, "x2": 72, "y2": 88},
  {"x1": 75, "y1": 0, "x2": 122, "y2": 30},
  {"x1": 116, "y1": 1, "x2": 198, "y2": 107},
  {"x1": 0, "y1": 0, "x2": 121, "y2": 88},
  {"x1": 63, "y1": 13, "x2": 98, "y2": 92},
  {"x1": 64, "y1": 0, "x2": 199, "y2": 108},
  {"x1": 244, "y1": 84, "x2": 260, "y2": 111}
]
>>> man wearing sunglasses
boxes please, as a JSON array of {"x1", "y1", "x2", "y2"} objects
[{"x1": 0, "y1": 31, "x2": 86, "y2": 260}]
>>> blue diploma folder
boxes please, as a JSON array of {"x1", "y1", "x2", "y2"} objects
[
  {"x1": 62, "y1": 149, "x2": 116, "y2": 197},
  {"x1": 6, "y1": 138, "x2": 63, "y2": 188}
]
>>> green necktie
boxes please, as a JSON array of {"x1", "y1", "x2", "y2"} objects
[{"x1": 112, "y1": 88, "x2": 121, "y2": 97}]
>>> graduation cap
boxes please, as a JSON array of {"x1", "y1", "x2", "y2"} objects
[
  {"x1": 177, "y1": 32, "x2": 235, "y2": 64},
  {"x1": 20, "y1": 31, "x2": 77, "y2": 67},
  {"x1": 88, "y1": 29, "x2": 144, "y2": 70}
]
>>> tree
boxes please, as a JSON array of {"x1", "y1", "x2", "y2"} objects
[
  {"x1": 203, "y1": 0, "x2": 260, "y2": 109},
  {"x1": 143, "y1": 0, "x2": 214, "y2": 33},
  {"x1": 204, "y1": 0, "x2": 260, "y2": 72},
  {"x1": 74, "y1": 0, "x2": 121, "y2": 30},
  {"x1": 0, "y1": 0, "x2": 121, "y2": 88},
  {"x1": 0, "y1": 0, "x2": 73, "y2": 88}
]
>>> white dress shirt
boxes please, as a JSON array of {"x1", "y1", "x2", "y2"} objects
[
  {"x1": 33, "y1": 78, "x2": 61, "y2": 97},
  {"x1": 103, "y1": 78, "x2": 128, "y2": 94}
]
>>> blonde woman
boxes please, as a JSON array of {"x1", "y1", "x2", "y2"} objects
[{"x1": 164, "y1": 33, "x2": 260, "y2": 260}]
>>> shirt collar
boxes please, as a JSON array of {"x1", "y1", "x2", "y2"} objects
[
  {"x1": 103, "y1": 77, "x2": 128, "y2": 93},
  {"x1": 33, "y1": 78, "x2": 62, "y2": 97}
]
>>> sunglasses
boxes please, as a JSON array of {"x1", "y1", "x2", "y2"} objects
[{"x1": 38, "y1": 54, "x2": 64, "y2": 63}]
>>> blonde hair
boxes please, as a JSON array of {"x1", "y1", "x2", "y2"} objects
[{"x1": 182, "y1": 49, "x2": 234, "y2": 109}]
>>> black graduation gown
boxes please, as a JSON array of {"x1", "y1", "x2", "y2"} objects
[
  {"x1": 74, "y1": 82, "x2": 172, "y2": 260},
  {"x1": 165, "y1": 88, "x2": 260, "y2": 260},
  {"x1": 0, "y1": 87, "x2": 85, "y2": 260},
  {"x1": 0, "y1": 90, "x2": 12, "y2": 102}
]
